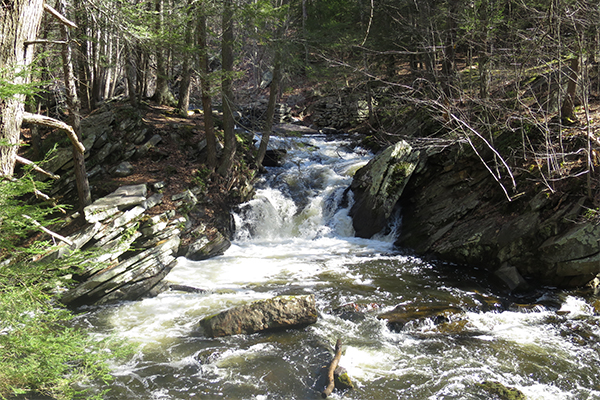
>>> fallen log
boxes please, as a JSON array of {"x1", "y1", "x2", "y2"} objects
[{"x1": 322, "y1": 339, "x2": 343, "y2": 398}]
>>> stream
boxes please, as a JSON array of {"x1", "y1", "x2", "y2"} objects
[{"x1": 78, "y1": 133, "x2": 600, "y2": 399}]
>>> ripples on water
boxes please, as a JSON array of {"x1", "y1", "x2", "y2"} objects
[{"x1": 78, "y1": 134, "x2": 600, "y2": 399}]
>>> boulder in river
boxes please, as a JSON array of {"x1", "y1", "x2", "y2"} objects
[
  {"x1": 200, "y1": 294, "x2": 318, "y2": 337},
  {"x1": 378, "y1": 303, "x2": 465, "y2": 332}
]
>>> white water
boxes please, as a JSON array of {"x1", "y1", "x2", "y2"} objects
[{"x1": 83, "y1": 134, "x2": 600, "y2": 399}]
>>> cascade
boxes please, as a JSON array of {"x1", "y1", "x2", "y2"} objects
[{"x1": 79, "y1": 133, "x2": 600, "y2": 400}]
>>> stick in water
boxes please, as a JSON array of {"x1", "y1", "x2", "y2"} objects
[{"x1": 322, "y1": 338, "x2": 342, "y2": 398}]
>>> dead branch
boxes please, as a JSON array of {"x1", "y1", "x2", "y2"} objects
[
  {"x1": 22, "y1": 112, "x2": 85, "y2": 154},
  {"x1": 447, "y1": 112, "x2": 517, "y2": 201},
  {"x1": 321, "y1": 339, "x2": 343, "y2": 398},
  {"x1": 15, "y1": 155, "x2": 60, "y2": 180},
  {"x1": 33, "y1": 189, "x2": 52, "y2": 201},
  {"x1": 22, "y1": 214, "x2": 73, "y2": 246},
  {"x1": 43, "y1": 3, "x2": 78, "y2": 29},
  {"x1": 25, "y1": 39, "x2": 69, "y2": 45}
]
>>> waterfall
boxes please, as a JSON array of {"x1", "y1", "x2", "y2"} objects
[{"x1": 81, "y1": 133, "x2": 600, "y2": 400}]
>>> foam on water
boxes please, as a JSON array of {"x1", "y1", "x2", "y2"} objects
[{"x1": 89, "y1": 134, "x2": 600, "y2": 399}]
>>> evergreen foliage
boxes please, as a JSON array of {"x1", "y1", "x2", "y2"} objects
[{"x1": 0, "y1": 174, "x2": 127, "y2": 399}]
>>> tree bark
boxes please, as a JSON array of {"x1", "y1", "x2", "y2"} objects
[
  {"x1": 59, "y1": 0, "x2": 91, "y2": 209},
  {"x1": 0, "y1": 0, "x2": 45, "y2": 177},
  {"x1": 560, "y1": 56, "x2": 579, "y2": 123},
  {"x1": 177, "y1": 1, "x2": 194, "y2": 116},
  {"x1": 217, "y1": 0, "x2": 236, "y2": 177},
  {"x1": 152, "y1": 0, "x2": 174, "y2": 105},
  {"x1": 125, "y1": 41, "x2": 138, "y2": 108},
  {"x1": 477, "y1": 0, "x2": 491, "y2": 100},
  {"x1": 198, "y1": 7, "x2": 217, "y2": 171},
  {"x1": 256, "y1": 52, "x2": 282, "y2": 169}
]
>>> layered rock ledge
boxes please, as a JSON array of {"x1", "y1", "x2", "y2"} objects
[
  {"x1": 350, "y1": 140, "x2": 600, "y2": 288},
  {"x1": 45, "y1": 184, "x2": 231, "y2": 307}
]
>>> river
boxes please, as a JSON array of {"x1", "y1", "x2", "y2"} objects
[{"x1": 79, "y1": 133, "x2": 600, "y2": 399}]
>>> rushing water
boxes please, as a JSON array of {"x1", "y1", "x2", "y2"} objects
[{"x1": 79, "y1": 133, "x2": 600, "y2": 399}]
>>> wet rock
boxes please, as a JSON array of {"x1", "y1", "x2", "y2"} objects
[
  {"x1": 169, "y1": 284, "x2": 206, "y2": 293},
  {"x1": 262, "y1": 149, "x2": 287, "y2": 167},
  {"x1": 332, "y1": 303, "x2": 381, "y2": 321},
  {"x1": 494, "y1": 264, "x2": 529, "y2": 291},
  {"x1": 334, "y1": 366, "x2": 354, "y2": 391},
  {"x1": 370, "y1": 136, "x2": 600, "y2": 287},
  {"x1": 38, "y1": 183, "x2": 194, "y2": 307},
  {"x1": 378, "y1": 304, "x2": 465, "y2": 332},
  {"x1": 182, "y1": 230, "x2": 231, "y2": 261},
  {"x1": 476, "y1": 381, "x2": 526, "y2": 400},
  {"x1": 199, "y1": 294, "x2": 318, "y2": 337},
  {"x1": 350, "y1": 140, "x2": 420, "y2": 238},
  {"x1": 61, "y1": 236, "x2": 180, "y2": 306}
]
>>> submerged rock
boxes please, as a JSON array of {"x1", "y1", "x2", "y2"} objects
[
  {"x1": 378, "y1": 303, "x2": 465, "y2": 332},
  {"x1": 334, "y1": 366, "x2": 354, "y2": 391},
  {"x1": 476, "y1": 381, "x2": 526, "y2": 400},
  {"x1": 200, "y1": 294, "x2": 318, "y2": 337},
  {"x1": 262, "y1": 149, "x2": 288, "y2": 167}
]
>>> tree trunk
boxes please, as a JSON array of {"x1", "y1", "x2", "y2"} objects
[
  {"x1": 0, "y1": 0, "x2": 45, "y2": 177},
  {"x1": 560, "y1": 56, "x2": 579, "y2": 123},
  {"x1": 177, "y1": 3, "x2": 194, "y2": 116},
  {"x1": 153, "y1": 0, "x2": 174, "y2": 105},
  {"x1": 256, "y1": 52, "x2": 282, "y2": 168},
  {"x1": 217, "y1": 0, "x2": 236, "y2": 177},
  {"x1": 125, "y1": 42, "x2": 138, "y2": 108},
  {"x1": 198, "y1": 7, "x2": 217, "y2": 171},
  {"x1": 59, "y1": 0, "x2": 91, "y2": 210},
  {"x1": 478, "y1": 0, "x2": 491, "y2": 99},
  {"x1": 74, "y1": 1, "x2": 91, "y2": 111},
  {"x1": 441, "y1": 1, "x2": 457, "y2": 97}
]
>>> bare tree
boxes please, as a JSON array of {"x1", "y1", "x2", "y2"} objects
[
  {"x1": 217, "y1": 0, "x2": 236, "y2": 176},
  {"x1": 198, "y1": 5, "x2": 217, "y2": 171}
]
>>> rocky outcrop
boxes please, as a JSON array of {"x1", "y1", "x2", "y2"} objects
[
  {"x1": 350, "y1": 140, "x2": 600, "y2": 288},
  {"x1": 350, "y1": 140, "x2": 420, "y2": 238},
  {"x1": 50, "y1": 183, "x2": 230, "y2": 307},
  {"x1": 306, "y1": 90, "x2": 370, "y2": 129},
  {"x1": 199, "y1": 294, "x2": 318, "y2": 337}
]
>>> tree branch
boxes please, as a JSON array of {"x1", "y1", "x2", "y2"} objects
[
  {"x1": 321, "y1": 339, "x2": 343, "y2": 398},
  {"x1": 43, "y1": 3, "x2": 78, "y2": 29},
  {"x1": 15, "y1": 155, "x2": 60, "y2": 180},
  {"x1": 24, "y1": 39, "x2": 69, "y2": 45},
  {"x1": 22, "y1": 112, "x2": 85, "y2": 154},
  {"x1": 22, "y1": 214, "x2": 74, "y2": 246}
]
